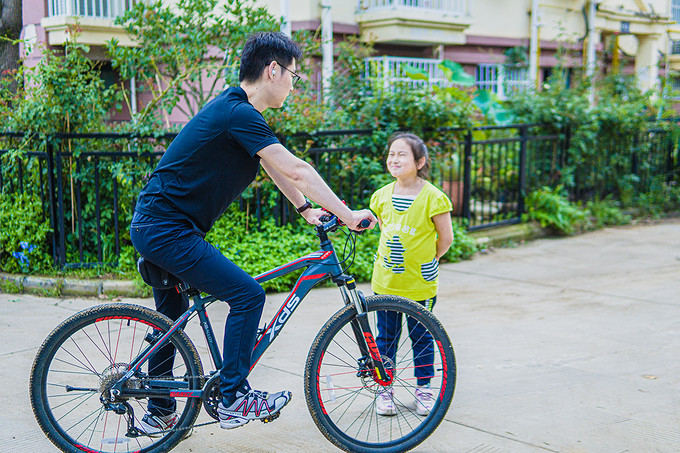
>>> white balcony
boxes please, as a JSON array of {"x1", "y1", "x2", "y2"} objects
[
  {"x1": 42, "y1": 0, "x2": 137, "y2": 47},
  {"x1": 355, "y1": 0, "x2": 472, "y2": 45},
  {"x1": 357, "y1": 0, "x2": 467, "y2": 15},
  {"x1": 48, "y1": 0, "x2": 136, "y2": 19}
]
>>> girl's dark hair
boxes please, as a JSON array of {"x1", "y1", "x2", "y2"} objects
[
  {"x1": 239, "y1": 32, "x2": 303, "y2": 83},
  {"x1": 387, "y1": 132, "x2": 430, "y2": 179}
]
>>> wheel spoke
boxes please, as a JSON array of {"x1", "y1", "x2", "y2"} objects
[
  {"x1": 31, "y1": 305, "x2": 203, "y2": 453},
  {"x1": 306, "y1": 295, "x2": 455, "y2": 451}
]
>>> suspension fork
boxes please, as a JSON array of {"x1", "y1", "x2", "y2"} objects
[{"x1": 337, "y1": 276, "x2": 392, "y2": 385}]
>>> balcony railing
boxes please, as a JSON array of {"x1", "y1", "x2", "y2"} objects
[
  {"x1": 476, "y1": 64, "x2": 531, "y2": 100},
  {"x1": 357, "y1": 0, "x2": 468, "y2": 15},
  {"x1": 364, "y1": 56, "x2": 451, "y2": 90},
  {"x1": 48, "y1": 0, "x2": 136, "y2": 19}
]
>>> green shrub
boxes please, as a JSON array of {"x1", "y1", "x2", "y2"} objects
[
  {"x1": 0, "y1": 193, "x2": 53, "y2": 273},
  {"x1": 634, "y1": 178, "x2": 680, "y2": 218},
  {"x1": 443, "y1": 221, "x2": 480, "y2": 262},
  {"x1": 585, "y1": 198, "x2": 631, "y2": 228},
  {"x1": 523, "y1": 186, "x2": 586, "y2": 235},
  {"x1": 207, "y1": 206, "x2": 318, "y2": 292}
]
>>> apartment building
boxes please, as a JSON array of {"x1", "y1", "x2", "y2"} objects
[
  {"x1": 18, "y1": 0, "x2": 680, "y2": 122},
  {"x1": 266, "y1": 0, "x2": 676, "y2": 97}
]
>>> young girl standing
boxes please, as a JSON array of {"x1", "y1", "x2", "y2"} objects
[{"x1": 369, "y1": 132, "x2": 454, "y2": 416}]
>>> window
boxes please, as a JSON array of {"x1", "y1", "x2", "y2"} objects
[
  {"x1": 475, "y1": 64, "x2": 530, "y2": 99},
  {"x1": 668, "y1": 76, "x2": 680, "y2": 99},
  {"x1": 671, "y1": 40, "x2": 680, "y2": 55},
  {"x1": 673, "y1": 0, "x2": 680, "y2": 23}
]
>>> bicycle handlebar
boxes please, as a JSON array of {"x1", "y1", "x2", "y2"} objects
[{"x1": 315, "y1": 214, "x2": 371, "y2": 236}]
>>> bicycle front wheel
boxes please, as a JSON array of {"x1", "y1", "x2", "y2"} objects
[
  {"x1": 304, "y1": 294, "x2": 456, "y2": 453},
  {"x1": 29, "y1": 303, "x2": 203, "y2": 453}
]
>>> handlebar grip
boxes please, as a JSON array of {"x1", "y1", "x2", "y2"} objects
[{"x1": 359, "y1": 219, "x2": 371, "y2": 229}]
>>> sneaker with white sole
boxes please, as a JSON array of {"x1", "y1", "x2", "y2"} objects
[
  {"x1": 138, "y1": 412, "x2": 192, "y2": 438},
  {"x1": 415, "y1": 385, "x2": 435, "y2": 415},
  {"x1": 218, "y1": 386, "x2": 292, "y2": 429},
  {"x1": 376, "y1": 388, "x2": 396, "y2": 416}
]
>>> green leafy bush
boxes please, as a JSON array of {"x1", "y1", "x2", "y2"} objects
[
  {"x1": 633, "y1": 177, "x2": 680, "y2": 218},
  {"x1": 443, "y1": 221, "x2": 480, "y2": 262},
  {"x1": 1, "y1": 37, "x2": 119, "y2": 135},
  {"x1": 523, "y1": 186, "x2": 586, "y2": 235},
  {"x1": 204, "y1": 206, "x2": 478, "y2": 292},
  {"x1": 109, "y1": 0, "x2": 280, "y2": 128},
  {"x1": 206, "y1": 206, "x2": 316, "y2": 292},
  {"x1": 585, "y1": 198, "x2": 631, "y2": 228},
  {"x1": 0, "y1": 193, "x2": 53, "y2": 273}
]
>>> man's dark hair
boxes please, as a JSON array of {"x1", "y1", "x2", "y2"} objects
[{"x1": 239, "y1": 32, "x2": 303, "y2": 83}]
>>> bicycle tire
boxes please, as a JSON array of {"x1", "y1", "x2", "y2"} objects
[
  {"x1": 29, "y1": 303, "x2": 204, "y2": 453},
  {"x1": 304, "y1": 294, "x2": 456, "y2": 453}
]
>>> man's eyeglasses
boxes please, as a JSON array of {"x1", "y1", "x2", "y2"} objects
[{"x1": 277, "y1": 63, "x2": 301, "y2": 87}]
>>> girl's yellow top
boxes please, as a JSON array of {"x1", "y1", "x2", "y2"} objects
[{"x1": 370, "y1": 181, "x2": 452, "y2": 300}]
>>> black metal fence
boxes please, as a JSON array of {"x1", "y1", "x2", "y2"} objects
[
  {"x1": 0, "y1": 133, "x2": 176, "y2": 268},
  {"x1": 1, "y1": 124, "x2": 677, "y2": 268}
]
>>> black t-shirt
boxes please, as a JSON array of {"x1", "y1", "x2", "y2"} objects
[{"x1": 135, "y1": 87, "x2": 280, "y2": 233}]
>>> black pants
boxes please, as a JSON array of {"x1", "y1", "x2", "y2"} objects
[{"x1": 130, "y1": 211, "x2": 265, "y2": 415}]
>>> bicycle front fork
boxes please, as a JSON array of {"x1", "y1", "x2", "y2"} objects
[{"x1": 336, "y1": 276, "x2": 393, "y2": 386}]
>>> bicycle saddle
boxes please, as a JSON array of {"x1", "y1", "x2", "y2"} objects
[{"x1": 137, "y1": 257, "x2": 183, "y2": 289}]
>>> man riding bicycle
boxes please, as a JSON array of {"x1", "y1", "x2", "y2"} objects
[{"x1": 129, "y1": 31, "x2": 376, "y2": 433}]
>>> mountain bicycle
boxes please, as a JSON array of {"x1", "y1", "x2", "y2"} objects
[{"x1": 29, "y1": 214, "x2": 456, "y2": 453}]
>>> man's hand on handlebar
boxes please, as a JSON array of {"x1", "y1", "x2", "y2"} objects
[
  {"x1": 301, "y1": 207, "x2": 329, "y2": 226},
  {"x1": 301, "y1": 204, "x2": 377, "y2": 232},
  {"x1": 340, "y1": 209, "x2": 377, "y2": 232}
]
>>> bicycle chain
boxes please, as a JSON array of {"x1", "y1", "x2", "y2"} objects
[{"x1": 120, "y1": 374, "x2": 222, "y2": 438}]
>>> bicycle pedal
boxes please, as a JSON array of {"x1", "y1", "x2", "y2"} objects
[{"x1": 260, "y1": 412, "x2": 281, "y2": 423}]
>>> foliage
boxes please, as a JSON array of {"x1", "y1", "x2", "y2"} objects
[
  {"x1": 503, "y1": 46, "x2": 528, "y2": 67},
  {"x1": 523, "y1": 186, "x2": 586, "y2": 235},
  {"x1": 327, "y1": 36, "x2": 375, "y2": 109},
  {"x1": 633, "y1": 177, "x2": 680, "y2": 218},
  {"x1": 0, "y1": 193, "x2": 52, "y2": 273},
  {"x1": 206, "y1": 205, "x2": 377, "y2": 291},
  {"x1": 403, "y1": 59, "x2": 509, "y2": 125},
  {"x1": 263, "y1": 30, "x2": 328, "y2": 135},
  {"x1": 108, "y1": 0, "x2": 280, "y2": 128},
  {"x1": 507, "y1": 66, "x2": 675, "y2": 201},
  {"x1": 584, "y1": 198, "x2": 631, "y2": 229},
  {"x1": 0, "y1": 35, "x2": 119, "y2": 136},
  {"x1": 442, "y1": 221, "x2": 479, "y2": 262}
]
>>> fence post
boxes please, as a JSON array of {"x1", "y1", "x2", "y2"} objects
[
  {"x1": 562, "y1": 125, "x2": 571, "y2": 197},
  {"x1": 53, "y1": 136, "x2": 67, "y2": 267},
  {"x1": 462, "y1": 129, "x2": 472, "y2": 224},
  {"x1": 45, "y1": 139, "x2": 60, "y2": 267},
  {"x1": 631, "y1": 133, "x2": 639, "y2": 176},
  {"x1": 666, "y1": 131, "x2": 673, "y2": 183},
  {"x1": 518, "y1": 125, "x2": 528, "y2": 216}
]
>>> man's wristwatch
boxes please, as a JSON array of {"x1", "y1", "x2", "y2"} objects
[{"x1": 296, "y1": 201, "x2": 313, "y2": 214}]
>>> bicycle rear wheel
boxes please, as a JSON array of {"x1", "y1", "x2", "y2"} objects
[
  {"x1": 29, "y1": 303, "x2": 203, "y2": 453},
  {"x1": 304, "y1": 294, "x2": 456, "y2": 452}
]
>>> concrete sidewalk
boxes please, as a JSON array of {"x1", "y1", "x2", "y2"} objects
[{"x1": 2, "y1": 220, "x2": 679, "y2": 452}]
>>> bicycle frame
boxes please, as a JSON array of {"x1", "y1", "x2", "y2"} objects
[{"x1": 114, "y1": 220, "x2": 389, "y2": 401}]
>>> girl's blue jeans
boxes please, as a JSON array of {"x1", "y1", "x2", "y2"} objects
[
  {"x1": 375, "y1": 294, "x2": 437, "y2": 387},
  {"x1": 130, "y1": 211, "x2": 265, "y2": 416}
]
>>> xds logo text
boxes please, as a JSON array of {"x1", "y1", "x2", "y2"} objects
[{"x1": 269, "y1": 295, "x2": 301, "y2": 341}]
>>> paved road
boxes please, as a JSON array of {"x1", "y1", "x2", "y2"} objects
[{"x1": 2, "y1": 220, "x2": 679, "y2": 452}]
